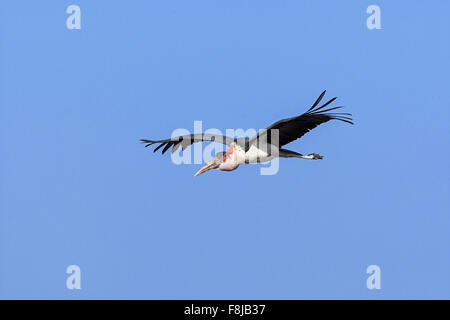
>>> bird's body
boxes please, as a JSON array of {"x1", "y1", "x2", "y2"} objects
[
  {"x1": 244, "y1": 144, "x2": 274, "y2": 164},
  {"x1": 141, "y1": 91, "x2": 353, "y2": 176}
]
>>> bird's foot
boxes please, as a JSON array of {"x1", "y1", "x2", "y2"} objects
[{"x1": 307, "y1": 153, "x2": 324, "y2": 160}]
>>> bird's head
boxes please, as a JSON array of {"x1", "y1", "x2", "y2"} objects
[{"x1": 194, "y1": 144, "x2": 240, "y2": 177}]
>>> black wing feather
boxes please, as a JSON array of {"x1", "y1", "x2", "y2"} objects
[
  {"x1": 252, "y1": 90, "x2": 353, "y2": 148},
  {"x1": 141, "y1": 134, "x2": 236, "y2": 155},
  {"x1": 142, "y1": 90, "x2": 352, "y2": 154}
]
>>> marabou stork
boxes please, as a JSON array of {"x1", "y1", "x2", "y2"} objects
[{"x1": 141, "y1": 91, "x2": 353, "y2": 176}]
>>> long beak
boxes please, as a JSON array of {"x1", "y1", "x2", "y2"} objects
[{"x1": 194, "y1": 161, "x2": 218, "y2": 177}]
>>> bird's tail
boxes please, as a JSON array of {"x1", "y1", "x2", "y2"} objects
[
  {"x1": 279, "y1": 149, "x2": 304, "y2": 158},
  {"x1": 279, "y1": 148, "x2": 324, "y2": 159}
]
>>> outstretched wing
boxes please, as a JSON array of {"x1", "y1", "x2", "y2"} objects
[
  {"x1": 141, "y1": 133, "x2": 237, "y2": 155},
  {"x1": 250, "y1": 90, "x2": 353, "y2": 148}
]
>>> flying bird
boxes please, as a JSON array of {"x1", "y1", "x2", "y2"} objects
[{"x1": 141, "y1": 90, "x2": 353, "y2": 176}]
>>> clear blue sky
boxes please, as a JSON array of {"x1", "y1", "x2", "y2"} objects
[{"x1": 1, "y1": 1, "x2": 449, "y2": 299}]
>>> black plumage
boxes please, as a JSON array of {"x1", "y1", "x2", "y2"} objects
[
  {"x1": 141, "y1": 90, "x2": 353, "y2": 154},
  {"x1": 251, "y1": 90, "x2": 353, "y2": 149}
]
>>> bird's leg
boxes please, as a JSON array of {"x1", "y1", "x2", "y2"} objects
[{"x1": 301, "y1": 153, "x2": 324, "y2": 160}]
